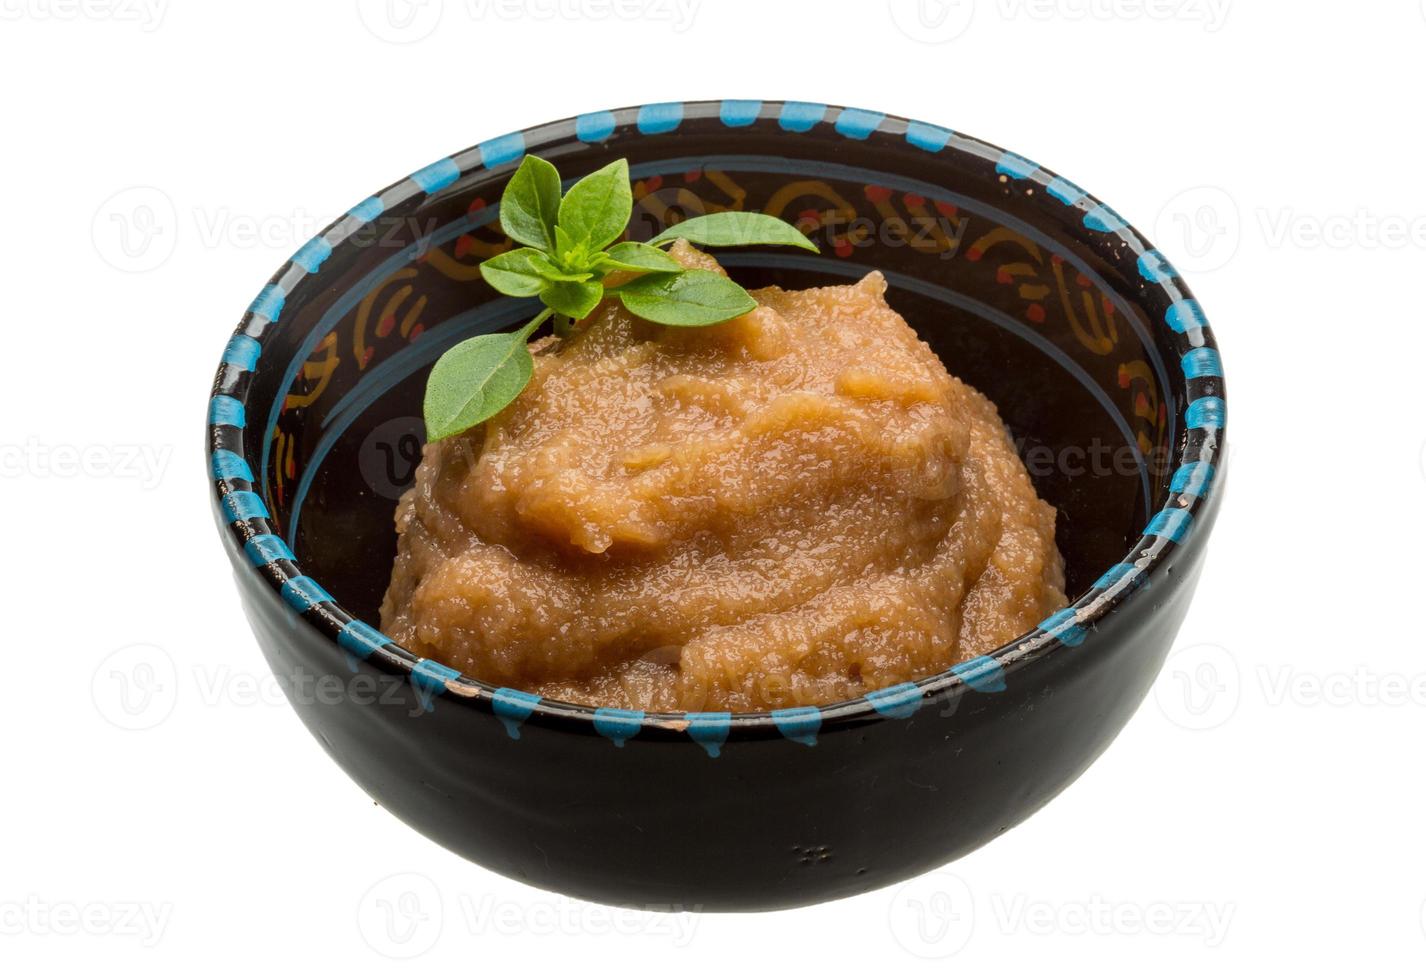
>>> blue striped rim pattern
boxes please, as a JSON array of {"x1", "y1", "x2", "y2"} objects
[
  {"x1": 210, "y1": 448, "x2": 252, "y2": 482},
  {"x1": 291, "y1": 236, "x2": 333, "y2": 274},
  {"x1": 350, "y1": 196, "x2": 384, "y2": 222},
  {"x1": 479, "y1": 131, "x2": 526, "y2": 168},
  {"x1": 1038, "y1": 608, "x2": 1088, "y2": 648},
  {"x1": 864, "y1": 682, "x2": 924, "y2": 719},
  {"x1": 243, "y1": 533, "x2": 294, "y2": 566},
  {"x1": 995, "y1": 152, "x2": 1040, "y2": 180},
  {"x1": 280, "y1": 575, "x2": 333, "y2": 612},
  {"x1": 636, "y1": 101, "x2": 684, "y2": 134},
  {"x1": 1138, "y1": 249, "x2": 1179, "y2": 284},
  {"x1": 593, "y1": 707, "x2": 645, "y2": 747},
  {"x1": 409, "y1": 157, "x2": 460, "y2": 194},
  {"x1": 1182, "y1": 347, "x2": 1222, "y2": 379},
  {"x1": 834, "y1": 107, "x2": 886, "y2": 139},
  {"x1": 337, "y1": 619, "x2": 393, "y2": 662},
  {"x1": 410, "y1": 658, "x2": 463, "y2": 713},
  {"x1": 1187, "y1": 396, "x2": 1226, "y2": 430},
  {"x1": 222, "y1": 335, "x2": 261, "y2": 371},
  {"x1": 685, "y1": 712, "x2": 733, "y2": 757},
  {"x1": 719, "y1": 99, "x2": 761, "y2": 128},
  {"x1": 575, "y1": 110, "x2": 617, "y2": 143},
  {"x1": 1046, "y1": 176, "x2": 1087, "y2": 206},
  {"x1": 491, "y1": 687, "x2": 542, "y2": 738},
  {"x1": 208, "y1": 395, "x2": 245, "y2": 427},
  {"x1": 1146, "y1": 508, "x2": 1194, "y2": 543},
  {"x1": 1171, "y1": 462, "x2": 1215, "y2": 499},
  {"x1": 905, "y1": 120, "x2": 953, "y2": 153},
  {"x1": 1084, "y1": 203, "x2": 1129, "y2": 233},
  {"x1": 951, "y1": 656, "x2": 1007, "y2": 693},
  {"x1": 771, "y1": 706, "x2": 822, "y2": 747},
  {"x1": 208, "y1": 101, "x2": 1225, "y2": 751},
  {"x1": 1093, "y1": 562, "x2": 1146, "y2": 592},
  {"x1": 247, "y1": 283, "x2": 286, "y2": 322},
  {"x1": 221, "y1": 490, "x2": 267, "y2": 523},
  {"x1": 1167, "y1": 298, "x2": 1209, "y2": 337},
  {"x1": 778, "y1": 101, "x2": 825, "y2": 132}
]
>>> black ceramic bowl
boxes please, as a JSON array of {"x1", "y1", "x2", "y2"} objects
[{"x1": 208, "y1": 101, "x2": 1226, "y2": 912}]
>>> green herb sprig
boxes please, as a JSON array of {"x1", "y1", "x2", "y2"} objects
[{"x1": 423, "y1": 154, "x2": 819, "y2": 441}]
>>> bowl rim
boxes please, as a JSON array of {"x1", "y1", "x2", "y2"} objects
[{"x1": 208, "y1": 99, "x2": 1225, "y2": 746}]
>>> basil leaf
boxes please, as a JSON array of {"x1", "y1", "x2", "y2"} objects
[
  {"x1": 556, "y1": 158, "x2": 632, "y2": 251},
  {"x1": 540, "y1": 280, "x2": 604, "y2": 320},
  {"x1": 649, "y1": 212, "x2": 819, "y2": 252},
  {"x1": 597, "y1": 241, "x2": 684, "y2": 274},
  {"x1": 423, "y1": 332, "x2": 534, "y2": 441},
  {"x1": 500, "y1": 155, "x2": 562, "y2": 251},
  {"x1": 524, "y1": 250, "x2": 592, "y2": 282},
  {"x1": 616, "y1": 269, "x2": 757, "y2": 327},
  {"x1": 480, "y1": 248, "x2": 555, "y2": 297},
  {"x1": 554, "y1": 225, "x2": 580, "y2": 260}
]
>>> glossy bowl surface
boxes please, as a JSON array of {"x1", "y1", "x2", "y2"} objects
[{"x1": 208, "y1": 101, "x2": 1225, "y2": 911}]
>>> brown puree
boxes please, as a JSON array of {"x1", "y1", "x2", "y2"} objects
[{"x1": 380, "y1": 243, "x2": 1066, "y2": 712}]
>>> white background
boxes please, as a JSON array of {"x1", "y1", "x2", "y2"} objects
[{"x1": 3, "y1": 0, "x2": 1422, "y2": 974}]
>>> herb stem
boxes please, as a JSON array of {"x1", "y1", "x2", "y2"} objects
[{"x1": 515, "y1": 306, "x2": 555, "y2": 342}]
